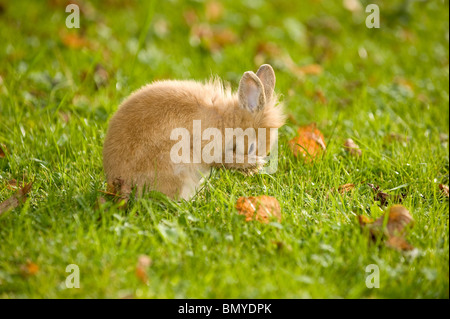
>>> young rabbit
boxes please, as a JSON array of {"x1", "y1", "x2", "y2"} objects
[{"x1": 103, "y1": 64, "x2": 285, "y2": 200}]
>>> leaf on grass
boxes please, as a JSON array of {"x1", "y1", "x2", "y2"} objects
[
  {"x1": 0, "y1": 182, "x2": 33, "y2": 216},
  {"x1": 60, "y1": 32, "x2": 91, "y2": 49},
  {"x1": 358, "y1": 205, "x2": 414, "y2": 251},
  {"x1": 289, "y1": 123, "x2": 326, "y2": 162},
  {"x1": 338, "y1": 183, "x2": 355, "y2": 194},
  {"x1": 135, "y1": 255, "x2": 152, "y2": 284},
  {"x1": 439, "y1": 184, "x2": 449, "y2": 198},
  {"x1": 20, "y1": 260, "x2": 39, "y2": 277},
  {"x1": 235, "y1": 195, "x2": 281, "y2": 224},
  {"x1": 6, "y1": 179, "x2": 17, "y2": 190},
  {"x1": 294, "y1": 64, "x2": 323, "y2": 76},
  {"x1": 314, "y1": 90, "x2": 327, "y2": 104},
  {"x1": 357, "y1": 215, "x2": 374, "y2": 226},
  {"x1": 344, "y1": 138, "x2": 362, "y2": 157}
]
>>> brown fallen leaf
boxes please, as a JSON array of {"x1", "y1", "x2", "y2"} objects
[
  {"x1": 338, "y1": 183, "x2": 355, "y2": 194},
  {"x1": 60, "y1": 32, "x2": 91, "y2": 50},
  {"x1": 344, "y1": 138, "x2": 362, "y2": 157},
  {"x1": 314, "y1": 90, "x2": 327, "y2": 104},
  {"x1": 20, "y1": 260, "x2": 39, "y2": 277},
  {"x1": 439, "y1": 184, "x2": 449, "y2": 198},
  {"x1": 235, "y1": 195, "x2": 281, "y2": 224},
  {"x1": 289, "y1": 123, "x2": 326, "y2": 162},
  {"x1": 135, "y1": 255, "x2": 152, "y2": 284},
  {"x1": 6, "y1": 179, "x2": 18, "y2": 190},
  {"x1": 294, "y1": 64, "x2": 323, "y2": 76},
  {"x1": 358, "y1": 205, "x2": 414, "y2": 251},
  {"x1": 357, "y1": 215, "x2": 374, "y2": 226},
  {"x1": 0, "y1": 182, "x2": 33, "y2": 216},
  {"x1": 371, "y1": 205, "x2": 414, "y2": 237}
]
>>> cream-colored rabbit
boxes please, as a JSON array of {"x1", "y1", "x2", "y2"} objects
[{"x1": 103, "y1": 64, "x2": 285, "y2": 200}]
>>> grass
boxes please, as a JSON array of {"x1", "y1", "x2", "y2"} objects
[{"x1": 0, "y1": 0, "x2": 448, "y2": 298}]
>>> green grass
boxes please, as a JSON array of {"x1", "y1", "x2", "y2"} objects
[{"x1": 0, "y1": 0, "x2": 448, "y2": 298}]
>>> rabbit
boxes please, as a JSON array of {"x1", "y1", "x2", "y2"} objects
[{"x1": 102, "y1": 64, "x2": 285, "y2": 200}]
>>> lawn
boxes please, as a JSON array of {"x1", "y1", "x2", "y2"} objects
[{"x1": 0, "y1": 0, "x2": 448, "y2": 298}]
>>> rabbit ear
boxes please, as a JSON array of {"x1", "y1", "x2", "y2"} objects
[
  {"x1": 256, "y1": 64, "x2": 276, "y2": 102},
  {"x1": 238, "y1": 71, "x2": 266, "y2": 112}
]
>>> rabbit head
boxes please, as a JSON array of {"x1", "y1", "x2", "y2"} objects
[{"x1": 219, "y1": 64, "x2": 285, "y2": 165}]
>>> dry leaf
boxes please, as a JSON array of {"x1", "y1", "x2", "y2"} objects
[
  {"x1": 371, "y1": 205, "x2": 414, "y2": 237},
  {"x1": 358, "y1": 205, "x2": 414, "y2": 251},
  {"x1": 135, "y1": 255, "x2": 152, "y2": 284},
  {"x1": 294, "y1": 64, "x2": 323, "y2": 76},
  {"x1": 289, "y1": 123, "x2": 326, "y2": 162},
  {"x1": 6, "y1": 179, "x2": 18, "y2": 190},
  {"x1": 60, "y1": 32, "x2": 91, "y2": 49},
  {"x1": 0, "y1": 182, "x2": 33, "y2": 216},
  {"x1": 344, "y1": 138, "x2": 362, "y2": 157},
  {"x1": 235, "y1": 195, "x2": 281, "y2": 224},
  {"x1": 20, "y1": 260, "x2": 39, "y2": 277},
  {"x1": 314, "y1": 90, "x2": 327, "y2": 104},
  {"x1": 357, "y1": 215, "x2": 374, "y2": 226},
  {"x1": 338, "y1": 183, "x2": 355, "y2": 194},
  {"x1": 439, "y1": 184, "x2": 449, "y2": 198}
]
